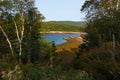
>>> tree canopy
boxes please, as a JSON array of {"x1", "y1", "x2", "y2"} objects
[
  {"x1": 0, "y1": 0, "x2": 44, "y2": 63},
  {"x1": 81, "y1": 0, "x2": 120, "y2": 47},
  {"x1": 74, "y1": 1, "x2": 120, "y2": 79}
]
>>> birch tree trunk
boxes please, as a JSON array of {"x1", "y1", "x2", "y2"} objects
[
  {"x1": 0, "y1": 25, "x2": 14, "y2": 57},
  {"x1": 12, "y1": 1, "x2": 25, "y2": 62},
  {"x1": 117, "y1": 0, "x2": 120, "y2": 10},
  {"x1": 13, "y1": 13, "x2": 25, "y2": 62},
  {"x1": 112, "y1": 0, "x2": 120, "y2": 50},
  {"x1": 20, "y1": 12, "x2": 24, "y2": 56},
  {"x1": 112, "y1": 34, "x2": 116, "y2": 50},
  {"x1": 111, "y1": 0, "x2": 119, "y2": 59}
]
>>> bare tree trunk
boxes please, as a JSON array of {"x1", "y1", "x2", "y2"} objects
[
  {"x1": 112, "y1": 34, "x2": 116, "y2": 50},
  {"x1": 110, "y1": 0, "x2": 120, "y2": 59},
  {"x1": 13, "y1": 11, "x2": 24, "y2": 58},
  {"x1": 117, "y1": 0, "x2": 120, "y2": 10},
  {"x1": 0, "y1": 25, "x2": 14, "y2": 57},
  {"x1": 19, "y1": 12, "x2": 24, "y2": 56},
  {"x1": 111, "y1": 34, "x2": 116, "y2": 59},
  {"x1": 13, "y1": 20, "x2": 22, "y2": 57}
]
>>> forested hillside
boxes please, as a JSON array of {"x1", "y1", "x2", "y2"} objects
[
  {"x1": 48, "y1": 21, "x2": 85, "y2": 27},
  {"x1": 41, "y1": 21, "x2": 86, "y2": 32}
]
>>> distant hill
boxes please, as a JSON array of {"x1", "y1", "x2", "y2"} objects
[
  {"x1": 41, "y1": 21, "x2": 86, "y2": 32},
  {"x1": 48, "y1": 21, "x2": 86, "y2": 27}
]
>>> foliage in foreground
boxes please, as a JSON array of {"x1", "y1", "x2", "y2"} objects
[
  {"x1": 1, "y1": 63, "x2": 94, "y2": 80},
  {"x1": 74, "y1": 41, "x2": 120, "y2": 80}
]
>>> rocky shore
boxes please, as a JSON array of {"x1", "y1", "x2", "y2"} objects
[{"x1": 64, "y1": 36, "x2": 83, "y2": 42}]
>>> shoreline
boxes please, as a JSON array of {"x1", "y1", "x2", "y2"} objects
[
  {"x1": 64, "y1": 36, "x2": 83, "y2": 42},
  {"x1": 56, "y1": 36, "x2": 84, "y2": 52},
  {"x1": 40, "y1": 31, "x2": 87, "y2": 35}
]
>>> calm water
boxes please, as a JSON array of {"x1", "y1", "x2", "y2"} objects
[{"x1": 44, "y1": 34, "x2": 80, "y2": 45}]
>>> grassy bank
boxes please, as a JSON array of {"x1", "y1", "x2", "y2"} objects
[{"x1": 56, "y1": 37, "x2": 83, "y2": 63}]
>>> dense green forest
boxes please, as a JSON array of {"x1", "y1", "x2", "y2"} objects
[
  {"x1": 41, "y1": 21, "x2": 85, "y2": 32},
  {"x1": 47, "y1": 21, "x2": 85, "y2": 27},
  {"x1": 0, "y1": 0, "x2": 120, "y2": 80},
  {"x1": 0, "y1": 0, "x2": 93, "y2": 80},
  {"x1": 74, "y1": 0, "x2": 120, "y2": 80}
]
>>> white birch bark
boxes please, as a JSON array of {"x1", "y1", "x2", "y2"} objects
[
  {"x1": 117, "y1": 0, "x2": 120, "y2": 10},
  {"x1": 13, "y1": 20, "x2": 22, "y2": 57},
  {"x1": 19, "y1": 12, "x2": 25, "y2": 56},
  {"x1": 0, "y1": 25, "x2": 14, "y2": 57},
  {"x1": 13, "y1": 12, "x2": 24, "y2": 57},
  {"x1": 112, "y1": 0, "x2": 120, "y2": 50},
  {"x1": 112, "y1": 34, "x2": 116, "y2": 50},
  {"x1": 111, "y1": 0, "x2": 119, "y2": 59}
]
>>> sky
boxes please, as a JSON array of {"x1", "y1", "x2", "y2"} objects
[{"x1": 35, "y1": 0, "x2": 86, "y2": 21}]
